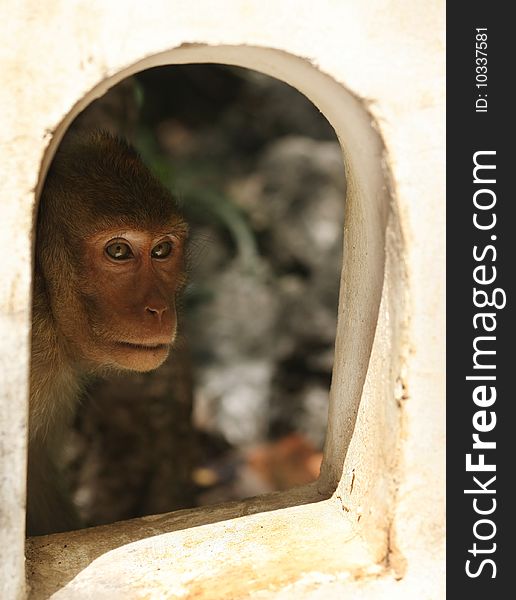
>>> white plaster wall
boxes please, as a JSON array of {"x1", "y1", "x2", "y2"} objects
[{"x1": 0, "y1": 1, "x2": 444, "y2": 598}]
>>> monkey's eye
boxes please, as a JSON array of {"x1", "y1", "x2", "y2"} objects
[
  {"x1": 105, "y1": 241, "x2": 133, "y2": 260},
  {"x1": 151, "y1": 241, "x2": 173, "y2": 259}
]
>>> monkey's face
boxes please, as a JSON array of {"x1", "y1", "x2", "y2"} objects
[
  {"x1": 69, "y1": 227, "x2": 186, "y2": 372},
  {"x1": 36, "y1": 132, "x2": 189, "y2": 374}
]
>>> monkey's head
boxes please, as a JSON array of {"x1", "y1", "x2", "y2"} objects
[{"x1": 36, "y1": 131, "x2": 188, "y2": 373}]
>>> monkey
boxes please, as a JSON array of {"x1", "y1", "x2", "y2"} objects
[{"x1": 28, "y1": 131, "x2": 188, "y2": 536}]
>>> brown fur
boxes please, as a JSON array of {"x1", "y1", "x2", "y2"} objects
[{"x1": 28, "y1": 132, "x2": 188, "y2": 536}]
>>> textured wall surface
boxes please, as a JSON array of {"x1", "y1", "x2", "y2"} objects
[{"x1": 0, "y1": 1, "x2": 444, "y2": 598}]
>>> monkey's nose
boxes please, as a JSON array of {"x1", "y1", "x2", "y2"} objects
[{"x1": 145, "y1": 305, "x2": 167, "y2": 318}]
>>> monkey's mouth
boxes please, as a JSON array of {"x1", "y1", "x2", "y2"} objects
[{"x1": 116, "y1": 341, "x2": 170, "y2": 351}]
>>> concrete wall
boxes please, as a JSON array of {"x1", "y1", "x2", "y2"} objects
[{"x1": 0, "y1": 1, "x2": 444, "y2": 598}]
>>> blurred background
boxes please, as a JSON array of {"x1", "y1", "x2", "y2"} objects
[{"x1": 60, "y1": 64, "x2": 346, "y2": 527}]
